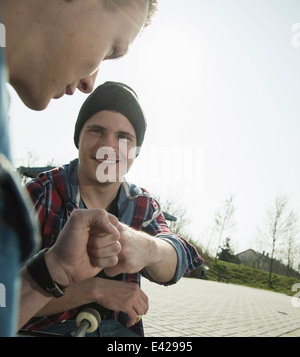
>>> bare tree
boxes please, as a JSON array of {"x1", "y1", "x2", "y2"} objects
[
  {"x1": 213, "y1": 194, "x2": 237, "y2": 261},
  {"x1": 281, "y1": 211, "x2": 299, "y2": 277},
  {"x1": 257, "y1": 194, "x2": 297, "y2": 284},
  {"x1": 154, "y1": 194, "x2": 207, "y2": 259},
  {"x1": 154, "y1": 194, "x2": 191, "y2": 237},
  {"x1": 15, "y1": 149, "x2": 39, "y2": 185},
  {"x1": 16, "y1": 150, "x2": 58, "y2": 185}
]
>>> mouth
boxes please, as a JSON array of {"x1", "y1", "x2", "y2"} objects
[
  {"x1": 53, "y1": 85, "x2": 74, "y2": 99},
  {"x1": 65, "y1": 85, "x2": 74, "y2": 96},
  {"x1": 94, "y1": 157, "x2": 120, "y2": 165}
]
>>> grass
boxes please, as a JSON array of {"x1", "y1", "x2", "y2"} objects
[{"x1": 188, "y1": 259, "x2": 300, "y2": 296}]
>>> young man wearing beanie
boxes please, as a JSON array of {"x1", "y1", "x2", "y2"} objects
[{"x1": 22, "y1": 82, "x2": 204, "y2": 337}]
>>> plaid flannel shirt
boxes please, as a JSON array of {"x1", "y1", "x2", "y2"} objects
[{"x1": 23, "y1": 164, "x2": 203, "y2": 336}]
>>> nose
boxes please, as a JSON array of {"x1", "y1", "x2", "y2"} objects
[
  {"x1": 77, "y1": 70, "x2": 99, "y2": 94},
  {"x1": 103, "y1": 134, "x2": 119, "y2": 151},
  {"x1": 98, "y1": 135, "x2": 120, "y2": 159},
  {"x1": 96, "y1": 136, "x2": 119, "y2": 161}
]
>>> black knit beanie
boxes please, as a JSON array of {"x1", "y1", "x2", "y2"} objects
[{"x1": 74, "y1": 81, "x2": 147, "y2": 149}]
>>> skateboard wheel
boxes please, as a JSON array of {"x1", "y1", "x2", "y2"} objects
[{"x1": 76, "y1": 308, "x2": 101, "y2": 333}]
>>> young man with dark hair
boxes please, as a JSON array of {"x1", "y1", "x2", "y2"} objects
[{"x1": 23, "y1": 82, "x2": 204, "y2": 337}]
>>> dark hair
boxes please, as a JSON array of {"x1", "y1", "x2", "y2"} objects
[{"x1": 104, "y1": 0, "x2": 158, "y2": 27}]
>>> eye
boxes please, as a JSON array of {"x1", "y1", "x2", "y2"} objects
[
  {"x1": 105, "y1": 43, "x2": 128, "y2": 61},
  {"x1": 118, "y1": 134, "x2": 129, "y2": 140},
  {"x1": 105, "y1": 47, "x2": 119, "y2": 61},
  {"x1": 88, "y1": 127, "x2": 103, "y2": 135}
]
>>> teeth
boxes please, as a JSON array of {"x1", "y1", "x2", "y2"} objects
[{"x1": 96, "y1": 159, "x2": 117, "y2": 164}]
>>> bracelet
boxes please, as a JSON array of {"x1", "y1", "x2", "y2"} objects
[{"x1": 26, "y1": 248, "x2": 66, "y2": 298}]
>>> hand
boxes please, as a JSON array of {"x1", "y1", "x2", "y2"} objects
[
  {"x1": 92, "y1": 278, "x2": 149, "y2": 327},
  {"x1": 104, "y1": 223, "x2": 157, "y2": 277},
  {"x1": 45, "y1": 209, "x2": 121, "y2": 286},
  {"x1": 104, "y1": 223, "x2": 178, "y2": 283}
]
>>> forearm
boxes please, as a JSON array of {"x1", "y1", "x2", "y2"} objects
[
  {"x1": 18, "y1": 248, "x2": 89, "y2": 328},
  {"x1": 143, "y1": 234, "x2": 178, "y2": 283},
  {"x1": 18, "y1": 250, "x2": 75, "y2": 327},
  {"x1": 19, "y1": 248, "x2": 77, "y2": 323},
  {"x1": 18, "y1": 267, "x2": 52, "y2": 329},
  {"x1": 36, "y1": 277, "x2": 150, "y2": 329},
  {"x1": 35, "y1": 279, "x2": 97, "y2": 317}
]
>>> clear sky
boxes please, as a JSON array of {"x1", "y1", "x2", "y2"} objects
[{"x1": 7, "y1": 0, "x2": 300, "y2": 255}]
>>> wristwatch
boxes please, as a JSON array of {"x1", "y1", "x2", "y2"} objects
[{"x1": 26, "y1": 248, "x2": 66, "y2": 298}]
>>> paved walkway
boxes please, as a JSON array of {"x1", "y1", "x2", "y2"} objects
[{"x1": 140, "y1": 277, "x2": 300, "y2": 337}]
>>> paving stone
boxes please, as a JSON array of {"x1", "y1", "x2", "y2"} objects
[{"x1": 141, "y1": 277, "x2": 300, "y2": 337}]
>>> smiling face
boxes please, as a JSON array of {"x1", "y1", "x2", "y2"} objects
[
  {"x1": 7, "y1": 0, "x2": 149, "y2": 110},
  {"x1": 77, "y1": 110, "x2": 137, "y2": 185}
]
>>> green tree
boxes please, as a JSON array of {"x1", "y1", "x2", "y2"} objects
[{"x1": 218, "y1": 237, "x2": 239, "y2": 264}]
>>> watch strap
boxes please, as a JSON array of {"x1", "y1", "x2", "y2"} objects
[{"x1": 26, "y1": 248, "x2": 66, "y2": 298}]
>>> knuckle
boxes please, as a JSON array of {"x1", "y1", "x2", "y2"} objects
[
  {"x1": 98, "y1": 208, "x2": 108, "y2": 217},
  {"x1": 111, "y1": 231, "x2": 120, "y2": 242},
  {"x1": 114, "y1": 241, "x2": 122, "y2": 253},
  {"x1": 100, "y1": 256, "x2": 118, "y2": 268},
  {"x1": 109, "y1": 255, "x2": 119, "y2": 267},
  {"x1": 69, "y1": 208, "x2": 81, "y2": 220}
]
